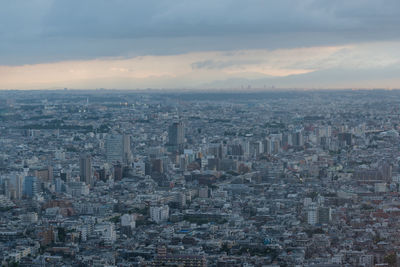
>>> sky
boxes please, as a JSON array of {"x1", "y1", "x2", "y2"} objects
[{"x1": 1, "y1": 0, "x2": 400, "y2": 90}]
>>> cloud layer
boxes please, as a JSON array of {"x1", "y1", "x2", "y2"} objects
[
  {"x1": 1, "y1": 1, "x2": 400, "y2": 89},
  {"x1": 1, "y1": 43, "x2": 400, "y2": 89}
]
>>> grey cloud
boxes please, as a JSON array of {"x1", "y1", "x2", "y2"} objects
[
  {"x1": 191, "y1": 59, "x2": 262, "y2": 70},
  {"x1": 201, "y1": 65, "x2": 400, "y2": 89},
  {"x1": 2, "y1": 0, "x2": 400, "y2": 65}
]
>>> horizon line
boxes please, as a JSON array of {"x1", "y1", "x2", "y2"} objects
[{"x1": 0, "y1": 87, "x2": 399, "y2": 93}]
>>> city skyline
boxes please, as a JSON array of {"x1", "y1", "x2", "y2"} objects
[
  {"x1": 2, "y1": 1, "x2": 400, "y2": 263},
  {"x1": 1, "y1": 89, "x2": 400, "y2": 265}
]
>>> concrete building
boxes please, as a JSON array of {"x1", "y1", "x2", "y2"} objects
[
  {"x1": 23, "y1": 176, "x2": 38, "y2": 198},
  {"x1": 168, "y1": 121, "x2": 185, "y2": 147},
  {"x1": 106, "y1": 134, "x2": 131, "y2": 164},
  {"x1": 80, "y1": 154, "x2": 92, "y2": 186},
  {"x1": 150, "y1": 205, "x2": 169, "y2": 223},
  {"x1": 307, "y1": 203, "x2": 318, "y2": 225}
]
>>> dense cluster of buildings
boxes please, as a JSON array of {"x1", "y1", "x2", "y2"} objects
[{"x1": 0, "y1": 89, "x2": 400, "y2": 266}]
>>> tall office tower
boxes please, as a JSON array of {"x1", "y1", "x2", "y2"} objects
[
  {"x1": 272, "y1": 139, "x2": 281, "y2": 154},
  {"x1": 5, "y1": 174, "x2": 24, "y2": 200},
  {"x1": 293, "y1": 130, "x2": 304, "y2": 147},
  {"x1": 318, "y1": 207, "x2": 332, "y2": 224},
  {"x1": 106, "y1": 134, "x2": 131, "y2": 164},
  {"x1": 380, "y1": 162, "x2": 392, "y2": 181},
  {"x1": 80, "y1": 154, "x2": 93, "y2": 186},
  {"x1": 123, "y1": 134, "x2": 131, "y2": 163},
  {"x1": 13, "y1": 175, "x2": 24, "y2": 200},
  {"x1": 35, "y1": 166, "x2": 53, "y2": 183},
  {"x1": 3, "y1": 178, "x2": 10, "y2": 198},
  {"x1": 282, "y1": 133, "x2": 292, "y2": 147},
  {"x1": 229, "y1": 143, "x2": 244, "y2": 156},
  {"x1": 242, "y1": 140, "x2": 250, "y2": 157},
  {"x1": 319, "y1": 125, "x2": 332, "y2": 137},
  {"x1": 208, "y1": 143, "x2": 223, "y2": 159},
  {"x1": 263, "y1": 138, "x2": 273, "y2": 155},
  {"x1": 168, "y1": 122, "x2": 185, "y2": 147},
  {"x1": 307, "y1": 203, "x2": 318, "y2": 225},
  {"x1": 338, "y1": 132, "x2": 352, "y2": 146},
  {"x1": 23, "y1": 176, "x2": 38, "y2": 198},
  {"x1": 250, "y1": 141, "x2": 261, "y2": 157},
  {"x1": 151, "y1": 159, "x2": 164, "y2": 174}
]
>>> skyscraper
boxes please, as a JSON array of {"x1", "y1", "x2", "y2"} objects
[
  {"x1": 307, "y1": 203, "x2": 318, "y2": 225},
  {"x1": 318, "y1": 207, "x2": 332, "y2": 224},
  {"x1": 5, "y1": 174, "x2": 24, "y2": 200},
  {"x1": 293, "y1": 130, "x2": 304, "y2": 147},
  {"x1": 14, "y1": 174, "x2": 23, "y2": 200},
  {"x1": 23, "y1": 176, "x2": 38, "y2": 198},
  {"x1": 106, "y1": 134, "x2": 131, "y2": 164},
  {"x1": 80, "y1": 154, "x2": 92, "y2": 186},
  {"x1": 168, "y1": 122, "x2": 185, "y2": 147},
  {"x1": 123, "y1": 134, "x2": 131, "y2": 161}
]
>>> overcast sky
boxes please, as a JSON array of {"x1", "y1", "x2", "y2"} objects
[{"x1": 1, "y1": 0, "x2": 400, "y2": 90}]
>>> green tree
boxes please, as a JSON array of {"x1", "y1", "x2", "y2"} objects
[
  {"x1": 57, "y1": 227, "x2": 66, "y2": 242},
  {"x1": 384, "y1": 252, "x2": 396, "y2": 267}
]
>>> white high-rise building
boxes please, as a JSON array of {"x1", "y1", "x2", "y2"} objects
[
  {"x1": 307, "y1": 203, "x2": 318, "y2": 225},
  {"x1": 150, "y1": 205, "x2": 169, "y2": 223}
]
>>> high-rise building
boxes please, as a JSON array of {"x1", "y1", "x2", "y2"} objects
[
  {"x1": 123, "y1": 134, "x2": 131, "y2": 161},
  {"x1": 293, "y1": 130, "x2": 304, "y2": 147},
  {"x1": 151, "y1": 159, "x2": 164, "y2": 174},
  {"x1": 5, "y1": 174, "x2": 24, "y2": 200},
  {"x1": 55, "y1": 177, "x2": 63, "y2": 193},
  {"x1": 263, "y1": 138, "x2": 272, "y2": 154},
  {"x1": 150, "y1": 205, "x2": 170, "y2": 223},
  {"x1": 272, "y1": 139, "x2": 281, "y2": 154},
  {"x1": 34, "y1": 166, "x2": 53, "y2": 182},
  {"x1": 229, "y1": 143, "x2": 244, "y2": 156},
  {"x1": 80, "y1": 154, "x2": 93, "y2": 186},
  {"x1": 23, "y1": 176, "x2": 38, "y2": 198},
  {"x1": 307, "y1": 203, "x2": 318, "y2": 225},
  {"x1": 35, "y1": 166, "x2": 53, "y2": 183},
  {"x1": 282, "y1": 133, "x2": 292, "y2": 147},
  {"x1": 318, "y1": 207, "x2": 332, "y2": 224},
  {"x1": 14, "y1": 175, "x2": 24, "y2": 200},
  {"x1": 168, "y1": 122, "x2": 185, "y2": 147},
  {"x1": 106, "y1": 134, "x2": 131, "y2": 164},
  {"x1": 208, "y1": 143, "x2": 223, "y2": 159},
  {"x1": 338, "y1": 132, "x2": 352, "y2": 146}
]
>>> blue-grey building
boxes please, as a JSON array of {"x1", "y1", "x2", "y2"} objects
[{"x1": 23, "y1": 176, "x2": 38, "y2": 198}]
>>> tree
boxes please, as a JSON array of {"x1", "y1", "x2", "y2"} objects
[
  {"x1": 57, "y1": 227, "x2": 66, "y2": 243},
  {"x1": 384, "y1": 252, "x2": 396, "y2": 267}
]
